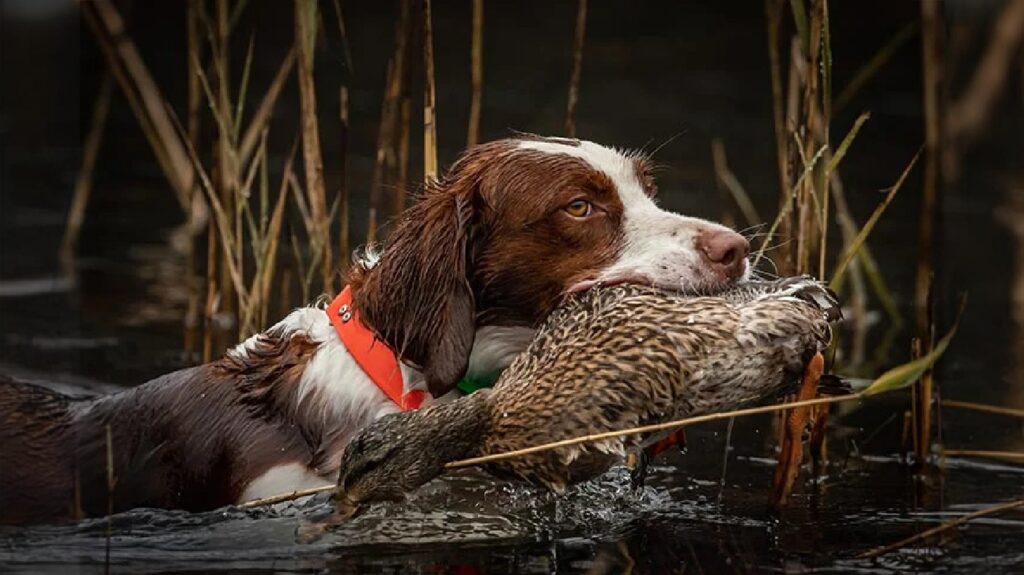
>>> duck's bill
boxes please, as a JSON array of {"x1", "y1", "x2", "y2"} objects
[
  {"x1": 294, "y1": 495, "x2": 364, "y2": 544},
  {"x1": 565, "y1": 272, "x2": 745, "y2": 296},
  {"x1": 565, "y1": 273, "x2": 656, "y2": 294}
]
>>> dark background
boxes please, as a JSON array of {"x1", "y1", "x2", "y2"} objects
[{"x1": 1, "y1": 1, "x2": 1023, "y2": 572}]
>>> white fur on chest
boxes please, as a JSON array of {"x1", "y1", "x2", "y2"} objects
[
  {"x1": 231, "y1": 306, "x2": 403, "y2": 424},
  {"x1": 230, "y1": 307, "x2": 534, "y2": 502},
  {"x1": 238, "y1": 463, "x2": 333, "y2": 502}
]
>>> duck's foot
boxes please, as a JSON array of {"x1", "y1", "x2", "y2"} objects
[
  {"x1": 295, "y1": 510, "x2": 349, "y2": 544},
  {"x1": 627, "y1": 430, "x2": 687, "y2": 489},
  {"x1": 818, "y1": 374, "x2": 852, "y2": 396},
  {"x1": 649, "y1": 429, "x2": 687, "y2": 457},
  {"x1": 627, "y1": 449, "x2": 649, "y2": 489},
  {"x1": 770, "y1": 352, "x2": 825, "y2": 511}
]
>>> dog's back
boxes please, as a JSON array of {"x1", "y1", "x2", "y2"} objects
[
  {"x1": 0, "y1": 350, "x2": 327, "y2": 525},
  {"x1": 0, "y1": 378, "x2": 77, "y2": 524}
]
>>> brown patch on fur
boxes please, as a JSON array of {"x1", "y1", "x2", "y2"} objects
[
  {"x1": 348, "y1": 136, "x2": 630, "y2": 397},
  {"x1": 632, "y1": 156, "x2": 658, "y2": 198},
  {"x1": 0, "y1": 335, "x2": 327, "y2": 525},
  {"x1": 0, "y1": 379, "x2": 77, "y2": 524}
]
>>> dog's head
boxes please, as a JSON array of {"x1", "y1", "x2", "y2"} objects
[{"x1": 349, "y1": 135, "x2": 749, "y2": 396}]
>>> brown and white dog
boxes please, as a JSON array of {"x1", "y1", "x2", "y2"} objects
[{"x1": 0, "y1": 135, "x2": 750, "y2": 524}]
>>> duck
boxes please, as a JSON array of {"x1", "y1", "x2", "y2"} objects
[{"x1": 328, "y1": 276, "x2": 841, "y2": 519}]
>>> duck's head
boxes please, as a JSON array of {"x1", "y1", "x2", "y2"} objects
[{"x1": 332, "y1": 392, "x2": 491, "y2": 519}]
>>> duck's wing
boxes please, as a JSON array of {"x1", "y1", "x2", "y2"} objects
[
  {"x1": 480, "y1": 280, "x2": 840, "y2": 491},
  {"x1": 481, "y1": 289, "x2": 695, "y2": 490},
  {"x1": 675, "y1": 277, "x2": 838, "y2": 417}
]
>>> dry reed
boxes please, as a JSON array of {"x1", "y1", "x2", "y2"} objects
[
  {"x1": 711, "y1": 139, "x2": 761, "y2": 228},
  {"x1": 423, "y1": 0, "x2": 439, "y2": 181},
  {"x1": 859, "y1": 499, "x2": 1024, "y2": 559},
  {"x1": 467, "y1": 0, "x2": 484, "y2": 147},
  {"x1": 338, "y1": 86, "x2": 351, "y2": 270},
  {"x1": 564, "y1": 0, "x2": 587, "y2": 137},
  {"x1": 942, "y1": 450, "x2": 1024, "y2": 463},
  {"x1": 295, "y1": 0, "x2": 333, "y2": 295},
  {"x1": 86, "y1": 0, "x2": 195, "y2": 209},
  {"x1": 61, "y1": 74, "x2": 113, "y2": 260},
  {"x1": 942, "y1": 399, "x2": 1024, "y2": 419},
  {"x1": 915, "y1": 0, "x2": 942, "y2": 466}
]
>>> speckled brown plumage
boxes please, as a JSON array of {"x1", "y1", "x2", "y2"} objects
[
  {"x1": 478, "y1": 277, "x2": 837, "y2": 490},
  {"x1": 334, "y1": 276, "x2": 839, "y2": 510}
]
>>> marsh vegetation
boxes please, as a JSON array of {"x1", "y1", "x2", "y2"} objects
[{"x1": 1, "y1": 0, "x2": 1023, "y2": 571}]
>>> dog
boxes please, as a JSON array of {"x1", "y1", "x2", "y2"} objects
[{"x1": 0, "y1": 135, "x2": 750, "y2": 524}]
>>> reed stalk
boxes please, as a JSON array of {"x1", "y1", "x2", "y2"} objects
[
  {"x1": 203, "y1": 216, "x2": 218, "y2": 362},
  {"x1": 816, "y1": 0, "x2": 831, "y2": 282},
  {"x1": 794, "y1": 0, "x2": 822, "y2": 276},
  {"x1": 915, "y1": 0, "x2": 943, "y2": 466},
  {"x1": 330, "y1": 0, "x2": 352, "y2": 271},
  {"x1": 396, "y1": 95, "x2": 412, "y2": 212},
  {"x1": 338, "y1": 86, "x2": 351, "y2": 271},
  {"x1": 295, "y1": 0, "x2": 333, "y2": 295},
  {"x1": 834, "y1": 21, "x2": 918, "y2": 113},
  {"x1": 368, "y1": 0, "x2": 412, "y2": 242},
  {"x1": 711, "y1": 139, "x2": 761, "y2": 228},
  {"x1": 859, "y1": 499, "x2": 1024, "y2": 559},
  {"x1": 828, "y1": 175, "x2": 870, "y2": 366},
  {"x1": 87, "y1": 0, "x2": 195, "y2": 209},
  {"x1": 184, "y1": 0, "x2": 204, "y2": 359},
  {"x1": 257, "y1": 141, "x2": 297, "y2": 328},
  {"x1": 564, "y1": 0, "x2": 588, "y2": 137},
  {"x1": 367, "y1": 61, "x2": 394, "y2": 244},
  {"x1": 467, "y1": 0, "x2": 484, "y2": 147},
  {"x1": 944, "y1": 0, "x2": 1024, "y2": 179},
  {"x1": 82, "y1": 3, "x2": 187, "y2": 213},
  {"x1": 424, "y1": 0, "x2": 439, "y2": 181},
  {"x1": 830, "y1": 148, "x2": 922, "y2": 288},
  {"x1": 61, "y1": 74, "x2": 113, "y2": 261},
  {"x1": 239, "y1": 50, "x2": 296, "y2": 166},
  {"x1": 214, "y1": 0, "x2": 239, "y2": 338},
  {"x1": 394, "y1": 5, "x2": 414, "y2": 216},
  {"x1": 942, "y1": 400, "x2": 1024, "y2": 419},
  {"x1": 765, "y1": 0, "x2": 793, "y2": 274},
  {"x1": 942, "y1": 449, "x2": 1024, "y2": 463},
  {"x1": 330, "y1": 0, "x2": 354, "y2": 75}
]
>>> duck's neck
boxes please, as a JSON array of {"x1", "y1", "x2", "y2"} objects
[{"x1": 413, "y1": 390, "x2": 493, "y2": 466}]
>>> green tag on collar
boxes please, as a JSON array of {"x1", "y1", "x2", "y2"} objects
[{"x1": 456, "y1": 372, "x2": 500, "y2": 394}]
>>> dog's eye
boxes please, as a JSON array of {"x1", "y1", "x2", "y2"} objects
[{"x1": 564, "y1": 199, "x2": 593, "y2": 218}]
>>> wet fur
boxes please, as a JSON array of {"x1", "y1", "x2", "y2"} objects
[
  {"x1": 1, "y1": 135, "x2": 752, "y2": 524},
  {"x1": 0, "y1": 334, "x2": 320, "y2": 524}
]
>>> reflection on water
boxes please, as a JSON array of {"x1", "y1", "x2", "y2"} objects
[
  {"x1": 3, "y1": 452, "x2": 1023, "y2": 574},
  {"x1": 1003, "y1": 186, "x2": 1024, "y2": 454}
]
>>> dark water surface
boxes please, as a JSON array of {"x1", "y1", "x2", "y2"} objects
[{"x1": 2, "y1": 0, "x2": 1024, "y2": 573}]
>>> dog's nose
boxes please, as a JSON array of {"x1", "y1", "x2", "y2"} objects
[{"x1": 696, "y1": 229, "x2": 750, "y2": 280}]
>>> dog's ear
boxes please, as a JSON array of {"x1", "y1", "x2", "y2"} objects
[{"x1": 349, "y1": 169, "x2": 483, "y2": 398}]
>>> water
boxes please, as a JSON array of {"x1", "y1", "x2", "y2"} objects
[
  {"x1": 3, "y1": 0, "x2": 1024, "y2": 572},
  {"x1": 3, "y1": 437, "x2": 1024, "y2": 573}
]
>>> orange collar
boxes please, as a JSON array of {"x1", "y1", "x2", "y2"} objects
[{"x1": 326, "y1": 286, "x2": 425, "y2": 411}]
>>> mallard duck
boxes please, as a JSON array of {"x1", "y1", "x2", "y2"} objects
[{"x1": 329, "y1": 276, "x2": 840, "y2": 517}]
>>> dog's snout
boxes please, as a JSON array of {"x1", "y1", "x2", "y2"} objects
[{"x1": 696, "y1": 229, "x2": 749, "y2": 279}]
